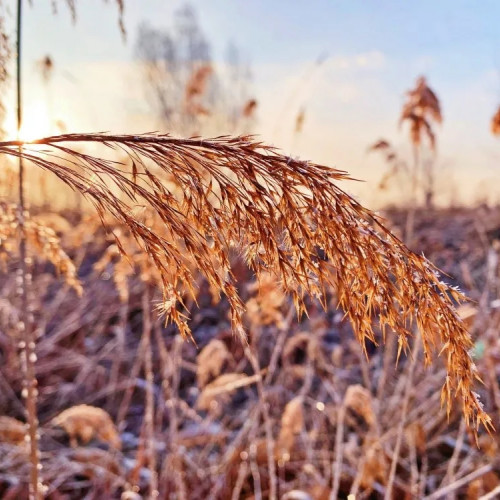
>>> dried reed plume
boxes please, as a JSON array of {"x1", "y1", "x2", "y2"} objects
[
  {"x1": 294, "y1": 108, "x2": 305, "y2": 134},
  {"x1": 0, "y1": 202, "x2": 82, "y2": 294},
  {"x1": 37, "y1": 55, "x2": 53, "y2": 82},
  {"x1": 400, "y1": 76, "x2": 442, "y2": 235},
  {"x1": 0, "y1": 132, "x2": 491, "y2": 432},
  {"x1": 491, "y1": 105, "x2": 500, "y2": 136},
  {"x1": 400, "y1": 75, "x2": 442, "y2": 150},
  {"x1": 242, "y1": 99, "x2": 257, "y2": 119},
  {"x1": 184, "y1": 64, "x2": 213, "y2": 116}
]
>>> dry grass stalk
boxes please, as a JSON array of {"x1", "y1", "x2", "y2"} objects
[
  {"x1": 330, "y1": 400, "x2": 346, "y2": 500},
  {"x1": 197, "y1": 373, "x2": 251, "y2": 412},
  {"x1": 68, "y1": 447, "x2": 123, "y2": 488},
  {"x1": 245, "y1": 346, "x2": 277, "y2": 499},
  {"x1": 424, "y1": 463, "x2": 494, "y2": 500},
  {"x1": 53, "y1": 0, "x2": 125, "y2": 38},
  {"x1": 0, "y1": 3, "x2": 11, "y2": 137},
  {"x1": 385, "y1": 335, "x2": 421, "y2": 499},
  {"x1": 368, "y1": 139, "x2": 409, "y2": 191},
  {"x1": 141, "y1": 285, "x2": 159, "y2": 498},
  {"x1": 0, "y1": 132, "x2": 490, "y2": 432}
]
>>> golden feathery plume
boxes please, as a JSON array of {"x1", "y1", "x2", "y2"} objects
[{"x1": 0, "y1": 132, "x2": 490, "y2": 432}]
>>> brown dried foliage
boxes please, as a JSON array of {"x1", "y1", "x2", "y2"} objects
[
  {"x1": 37, "y1": 55, "x2": 53, "y2": 82},
  {"x1": 344, "y1": 384, "x2": 376, "y2": 429},
  {"x1": 0, "y1": 202, "x2": 82, "y2": 294},
  {"x1": 51, "y1": 404, "x2": 121, "y2": 449},
  {"x1": 242, "y1": 99, "x2": 258, "y2": 119},
  {"x1": 360, "y1": 439, "x2": 388, "y2": 491},
  {"x1": 69, "y1": 447, "x2": 123, "y2": 479},
  {"x1": 275, "y1": 396, "x2": 304, "y2": 461},
  {"x1": 368, "y1": 139, "x2": 409, "y2": 190},
  {"x1": 184, "y1": 64, "x2": 213, "y2": 116},
  {"x1": 197, "y1": 372, "x2": 249, "y2": 412},
  {"x1": 196, "y1": 338, "x2": 234, "y2": 388},
  {"x1": 0, "y1": 2, "x2": 10, "y2": 136},
  {"x1": 0, "y1": 416, "x2": 27, "y2": 446},
  {"x1": 491, "y1": 105, "x2": 500, "y2": 136},
  {"x1": 400, "y1": 76, "x2": 442, "y2": 149},
  {"x1": 0, "y1": 132, "x2": 490, "y2": 431},
  {"x1": 295, "y1": 108, "x2": 305, "y2": 134},
  {"x1": 93, "y1": 217, "x2": 164, "y2": 303},
  {"x1": 94, "y1": 241, "x2": 134, "y2": 303},
  {"x1": 246, "y1": 272, "x2": 286, "y2": 329}
]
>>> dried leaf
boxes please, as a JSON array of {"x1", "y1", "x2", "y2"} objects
[
  {"x1": 52, "y1": 404, "x2": 121, "y2": 449},
  {"x1": 196, "y1": 339, "x2": 233, "y2": 388},
  {"x1": 276, "y1": 396, "x2": 304, "y2": 461},
  {"x1": 0, "y1": 416, "x2": 26, "y2": 446},
  {"x1": 197, "y1": 372, "x2": 249, "y2": 411},
  {"x1": 344, "y1": 384, "x2": 376, "y2": 428},
  {"x1": 360, "y1": 441, "x2": 388, "y2": 490}
]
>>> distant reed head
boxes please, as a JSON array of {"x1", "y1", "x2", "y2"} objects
[
  {"x1": 400, "y1": 75, "x2": 442, "y2": 150},
  {"x1": 492, "y1": 106, "x2": 500, "y2": 136}
]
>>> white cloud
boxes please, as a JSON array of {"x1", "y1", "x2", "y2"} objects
[{"x1": 326, "y1": 50, "x2": 387, "y2": 71}]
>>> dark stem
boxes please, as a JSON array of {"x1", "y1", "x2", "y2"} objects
[{"x1": 17, "y1": 1, "x2": 41, "y2": 498}]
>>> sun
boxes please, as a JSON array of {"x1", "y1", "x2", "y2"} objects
[
  {"x1": 18, "y1": 100, "x2": 52, "y2": 142},
  {"x1": 5, "y1": 98, "x2": 53, "y2": 142}
]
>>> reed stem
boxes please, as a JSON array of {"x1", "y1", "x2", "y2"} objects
[{"x1": 17, "y1": 1, "x2": 41, "y2": 497}]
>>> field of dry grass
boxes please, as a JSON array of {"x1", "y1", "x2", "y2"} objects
[
  {"x1": 0, "y1": 203, "x2": 499, "y2": 499},
  {"x1": 1, "y1": 3, "x2": 500, "y2": 500}
]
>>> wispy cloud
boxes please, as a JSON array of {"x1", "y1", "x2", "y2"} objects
[
  {"x1": 326, "y1": 50, "x2": 387, "y2": 71},
  {"x1": 12, "y1": 53, "x2": 500, "y2": 207}
]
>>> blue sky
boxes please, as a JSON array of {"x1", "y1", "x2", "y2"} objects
[
  {"x1": 8, "y1": 0, "x2": 500, "y2": 205},
  {"x1": 21, "y1": 1, "x2": 500, "y2": 71}
]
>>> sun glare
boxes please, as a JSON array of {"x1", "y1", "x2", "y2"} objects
[
  {"x1": 19, "y1": 100, "x2": 52, "y2": 142},
  {"x1": 5, "y1": 99, "x2": 52, "y2": 142}
]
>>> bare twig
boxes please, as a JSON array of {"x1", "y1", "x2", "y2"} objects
[{"x1": 423, "y1": 463, "x2": 494, "y2": 500}]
